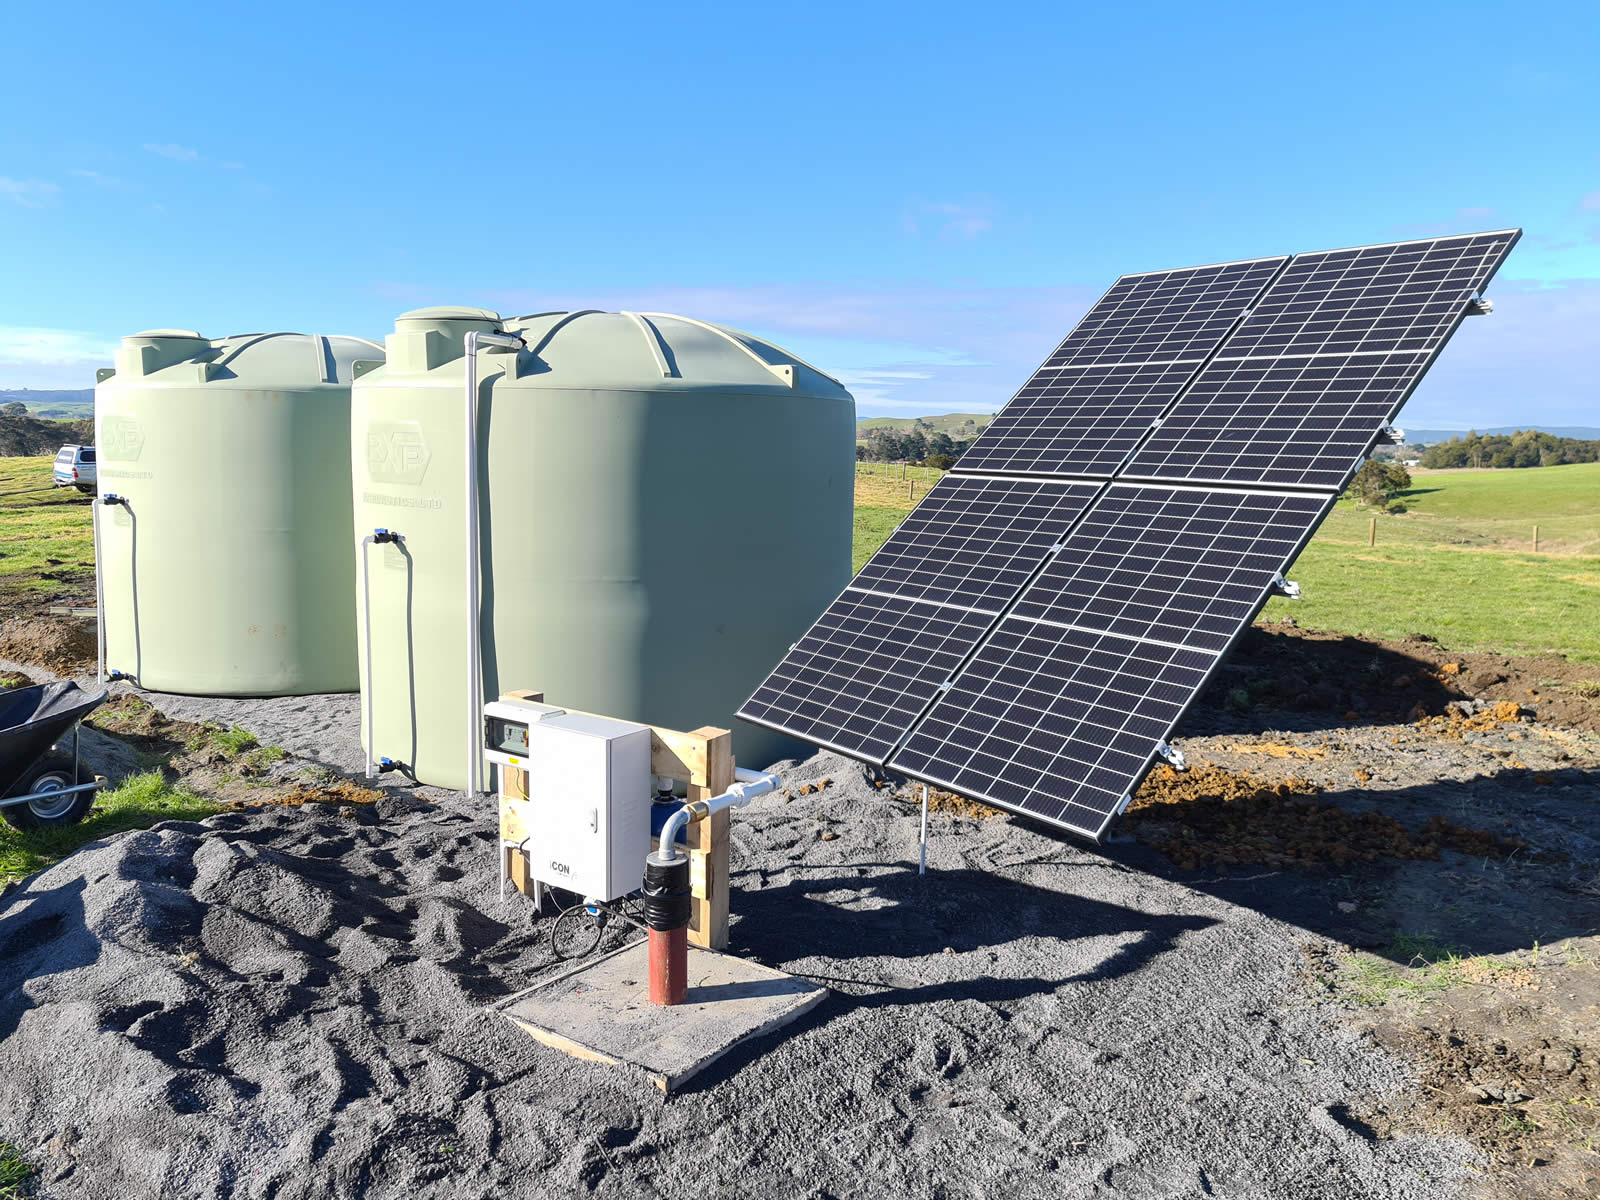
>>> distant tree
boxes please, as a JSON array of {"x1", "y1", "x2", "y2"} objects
[
  {"x1": 927, "y1": 431, "x2": 955, "y2": 457},
  {"x1": 925, "y1": 453, "x2": 956, "y2": 470},
  {"x1": 855, "y1": 444, "x2": 867, "y2": 461},
  {"x1": 902, "y1": 430, "x2": 929, "y2": 463},
  {"x1": 0, "y1": 402, "x2": 25, "y2": 418},
  {"x1": 1350, "y1": 460, "x2": 1411, "y2": 507}
]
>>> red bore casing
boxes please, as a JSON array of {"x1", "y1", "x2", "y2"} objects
[{"x1": 648, "y1": 926, "x2": 687, "y2": 1005}]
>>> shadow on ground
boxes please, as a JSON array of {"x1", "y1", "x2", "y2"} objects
[{"x1": 1107, "y1": 762, "x2": 1600, "y2": 962}]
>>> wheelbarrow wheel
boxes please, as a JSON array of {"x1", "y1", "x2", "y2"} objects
[{"x1": 2, "y1": 755, "x2": 97, "y2": 830}]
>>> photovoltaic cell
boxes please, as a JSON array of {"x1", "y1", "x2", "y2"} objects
[
  {"x1": 852, "y1": 475, "x2": 1099, "y2": 609},
  {"x1": 954, "y1": 256, "x2": 1287, "y2": 477},
  {"x1": 1125, "y1": 231, "x2": 1520, "y2": 488},
  {"x1": 889, "y1": 621, "x2": 1215, "y2": 837},
  {"x1": 737, "y1": 591, "x2": 991, "y2": 764},
  {"x1": 1011, "y1": 485, "x2": 1333, "y2": 652}
]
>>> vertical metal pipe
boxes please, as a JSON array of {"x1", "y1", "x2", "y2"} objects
[
  {"x1": 462, "y1": 329, "x2": 523, "y2": 797},
  {"x1": 919, "y1": 783, "x2": 929, "y2": 876},
  {"x1": 464, "y1": 333, "x2": 481, "y2": 796}
]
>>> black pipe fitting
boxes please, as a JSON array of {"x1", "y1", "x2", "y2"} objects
[{"x1": 642, "y1": 853, "x2": 690, "y2": 932}]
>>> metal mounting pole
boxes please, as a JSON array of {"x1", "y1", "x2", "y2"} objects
[{"x1": 919, "y1": 784, "x2": 929, "y2": 876}]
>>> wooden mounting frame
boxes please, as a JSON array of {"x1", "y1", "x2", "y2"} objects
[{"x1": 498, "y1": 691, "x2": 734, "y2": 950}]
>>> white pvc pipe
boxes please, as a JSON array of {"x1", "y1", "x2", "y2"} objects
[
  {"x1": 462, "y1": 328, "x2": 524, "y2": 796},
  {"x1": 358, "y1": 532, "x2": 380, "y2": 778},
  {"x1": 93, "y1": 494, "x2": 124, "y2": 684},
  {"x1": 93, "y1": 499, "x2": 105, "y2": 684},
  {"x1": 656, "y1": 767, "x2": 784, "y2": 861}
]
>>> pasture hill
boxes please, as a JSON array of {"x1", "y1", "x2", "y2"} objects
[
  {"x1": 855, "y1": 412, "x2": 992, "y2": 441},
  {"x1": 0, "y1": 412, "x2": 92, "y2": 457}
]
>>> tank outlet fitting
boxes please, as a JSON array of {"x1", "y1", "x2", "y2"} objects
[{"x1": 643, "y1": 851, "x2": 691, "y2": 1005}]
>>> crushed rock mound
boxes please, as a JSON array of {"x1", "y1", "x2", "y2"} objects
[{"x1": 0, "y1": 802, "x2": 556, "y2": 1198}]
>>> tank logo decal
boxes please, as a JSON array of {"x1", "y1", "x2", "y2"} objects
[
  {"x1": 100, "y1": 415, "x2": 145, "y2": 462},
  {"x1": 366, "y1": 421, "x2": 431, "y2": 485}
]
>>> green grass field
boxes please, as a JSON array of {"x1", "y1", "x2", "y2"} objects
[
  {"x1": 0, "y1": 457, "x2": 95, "y2": 599},
  {"x1": 854, "y1": 460, "x2": 1600, "y2": 661},
  {"x1": 0, "y1": 771, "x2": 217, "y2": 887}
]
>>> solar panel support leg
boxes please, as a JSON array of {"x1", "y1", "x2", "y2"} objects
[{"x1": 918, "y1": 785, "x2": 929, "y2": 876}]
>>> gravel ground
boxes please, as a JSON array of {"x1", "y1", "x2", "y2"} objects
[{"x1": 2, "y1": 685, "x2": 1530, "y2": 1199}]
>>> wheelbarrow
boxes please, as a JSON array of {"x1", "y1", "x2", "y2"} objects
[{"x1": 0, "y1": 681, "x2": 107, "y2": 830}]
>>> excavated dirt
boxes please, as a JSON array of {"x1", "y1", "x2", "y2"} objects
[
  {"x1": 1303, "y1": 938, "x2": 1600, "y2": 1199},
  {"x1": 1202, "y1": 622, "x2": 1600, "y2": 736},
  {"x1": 1125, "y1": 764, "x2": 1528, "y2": 872},
  {"x1": 0, "y1": 617, "x2": 96, "y2": 676}
]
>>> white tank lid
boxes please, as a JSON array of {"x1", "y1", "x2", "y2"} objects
[
  {"x1": 396, "y1": 306, "x2": 502, "y2": 324},
  {"x1": 125, "y1": 329, "x2": 206, "y2": 341}
]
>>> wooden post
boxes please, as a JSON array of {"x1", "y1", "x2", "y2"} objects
[
  {"x1": 683, "y1": 727, "x2": 734, "y2": 950},
  {"x1": 1533, "y1": 524, "x2": 1539, "y2": 552},
  {"x1": 908, "y1": 480, "x2": 914, "y2": 502},
  {"x1": 1368, "y1": 516, "x2": 1376, "y2": 547}
]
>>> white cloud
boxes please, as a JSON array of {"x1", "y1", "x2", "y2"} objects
[
  {"x1": 143, "y1": 142, "x2": 200, "y2": 162},
  {"x1": 901, "y1": 199, "x2": 994, "y2": 241},
  {"x1": 0, "y1": 178, "x2": 60, "y2": 207},
  {"x1": 0, "y1": 326, "x2": 119, "y2": 389},
  {"x1": 1398, "y1": 278, "x2": 1600, "y2": 428},
  {"x1": 1579, "y1": 191, "x2": 1600, "y2": 212},
  {"x1": 69, "y1": 169, "x2": 122, "y2": 188}
]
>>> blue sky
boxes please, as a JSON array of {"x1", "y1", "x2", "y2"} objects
[{"x1": 1, "y1": 1, "x2": 1596, "y2": 428}]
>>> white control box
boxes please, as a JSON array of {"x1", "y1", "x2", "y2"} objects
[{"x1": 491, "y1": 707, "x2": 651, "y2": 902}]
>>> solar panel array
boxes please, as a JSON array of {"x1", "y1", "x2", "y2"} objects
[
  {"x1": 740, "y1": 230, "x2": 1521, "y2": 838},
  {"x1": 953, "y1": 258, "x2": 1286, "y2": 478}
]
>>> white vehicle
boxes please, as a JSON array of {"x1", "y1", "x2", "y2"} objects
[{"x1": 52, "y1": 445, "x2": 96, "y2": 494}]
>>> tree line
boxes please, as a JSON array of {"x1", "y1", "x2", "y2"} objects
[
  {"x1": 856, "y1": 427, "x2": 974, "y2": 470},
  {"x1": 1420, "y1": 430, "x2": 1600, "y2": 470}
]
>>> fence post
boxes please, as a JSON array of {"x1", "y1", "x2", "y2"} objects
[
  {"x1": 1533, "y1": 524, "x2": 1539, "y2": 553},
  {"x1": 1368, "y1": 516, "x2": 1376, "y2": 548}
]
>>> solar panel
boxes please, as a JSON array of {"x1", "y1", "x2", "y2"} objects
[
  {"x1": 739, "y1": 590, "x2": 990, "y2": 763},
  {"x1": 1124, "y1": 231, "x2": 1520, "y2": 488},
  {"x1": 954, "y1": 257, "x2": 1287, "y2": 478},
  {"x1": 852, "y1": 475, "x2": 1100, "y2": 609},
  {"x1": 889, "y1": 621, "x2": 1215, "y2": 838},
  {"x1": 1010, "y1": 485, "x2": 1333, "y2": 652},
  {"x1": 738, "y1": 476, "x2": 1098, "y2": 763}
]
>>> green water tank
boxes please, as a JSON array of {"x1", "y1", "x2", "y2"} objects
[
  {"x1": 95, "y1": 330, "x2": 384, "y2": 695},
  {"x1": 352, "y1": 307, "x2": 855, "y2": 788}
]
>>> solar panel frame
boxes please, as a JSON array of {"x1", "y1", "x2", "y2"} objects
[
  {"x1": 1123, "y1": 231, "x2": 1521, "y2": 489},
  {"x1": 953, "y1": 256, "x2": 1288, "y2": 478}
]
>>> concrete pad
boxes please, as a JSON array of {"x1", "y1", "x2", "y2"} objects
[{"x1": 503, "y1": 941, "x2": 827, "y2": 1092}]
